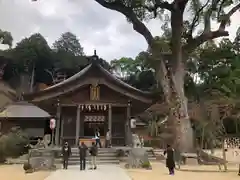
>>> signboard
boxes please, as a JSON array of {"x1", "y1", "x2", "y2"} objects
[{"x1": 50, "y1": 118, "x2": 56, "y2": 130}]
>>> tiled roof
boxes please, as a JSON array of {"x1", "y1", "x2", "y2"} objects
[{"x1": 0, "y1": 101, "x2": 50, "y2": 118}]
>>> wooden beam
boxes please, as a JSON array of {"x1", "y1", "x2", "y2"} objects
[
  {"x1": 108, "y1": 104, "x2": 112, "y2": 144},
  {"x1": 55, "y1": 105, "x2": 61, "y2": 145},
  {"x1": 60, "y1": 117, "x2": 64, "y2": 145},
  {"x1": 60, "y1": 102, "x2": 128, "y2": 107},
  {"x1": 75, "y1": 105, "x2": 80, "y2": 146}
]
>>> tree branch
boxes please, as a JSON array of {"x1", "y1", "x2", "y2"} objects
[
  {"x1": 95, "y1": 0, "x2": 154, "y2": 46},
  {"x1": 219, "y1": 3, "x2": 240, "y2": 31},
  {"x1": 143, "y1": 1, "x2": 173, "y2": 18},
  {"x1": 154, "y1": 0, "x2": 173, "y2": 11},
  {"x1": 184, "y1": 3, "x2": 240, "y2": 54},
  {"x1": 187, "y1": 0, "x2": 210, "y2": 37}
]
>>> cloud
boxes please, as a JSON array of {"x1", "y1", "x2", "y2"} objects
[{"x1": 0, "y1": 0, "x2": 239, "y2": 61}]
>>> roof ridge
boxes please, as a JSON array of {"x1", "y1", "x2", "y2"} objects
[
  {"x1": 97, "y1": 63, "x2": 151, "y2": 95},
  {"x1": 24, "y1": 62, "x2": 153, "y2": 100}
]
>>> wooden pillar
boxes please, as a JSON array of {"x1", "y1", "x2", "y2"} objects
[
  {"x1": 55, "y1": 104, "x2": 61, "y2": 146},
  {"x1": 60, "y1": 117, "x2": 64, "y2": 145},
  {"x1": 108, "y1": 104, "x2": 112, "y2": 143},
  {"x1": 75, "y1": 105, "x2": 81, "y2": 146},
  {"x1": 235, "y1": 118, "x2": 239, "y2": 134},
  {"x1": 126, "y1": 101, "x2": 132, "y2": 146}
]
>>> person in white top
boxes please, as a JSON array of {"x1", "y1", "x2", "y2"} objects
[
  {"x1": 95, "y1": 129, "x2": 102, "y2": 148},
  {"x1": 105, "y1": 129, "x2": 111, "y2": 148}
]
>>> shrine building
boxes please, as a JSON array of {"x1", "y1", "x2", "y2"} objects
[{"x1": 24, "y1": 52, "x2": 153, "y2": 146}]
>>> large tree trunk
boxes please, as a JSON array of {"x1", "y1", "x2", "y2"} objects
[
  {"x1": 156, "y1": 58, "x2": 194, "y2": 152},
  {"x1": 154, "y1": 5, "x2": 194, "y2": 152}
]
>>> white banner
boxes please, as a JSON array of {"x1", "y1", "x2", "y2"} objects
[
  {"x1": 130, "y1": 118, "x2": 136, "y2": 129},
  {"x1": 50, "y1": 118, "x2": 56, "y2": 129}
]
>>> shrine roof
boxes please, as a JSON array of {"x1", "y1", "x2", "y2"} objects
[
  {"x1": 24, "y1": 62, "x2": 153, "y2": 102},
  {"x1": 0, "y1": 101, "x2": 50, "y2": 118}
]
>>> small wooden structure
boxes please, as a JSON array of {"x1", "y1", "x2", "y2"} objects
[
  {"x1": 24, "y1": 52, "x2": 153, "y2": 146},
  {"x1": 0, "y1": 101, "x2": 51, "y2": 137}
]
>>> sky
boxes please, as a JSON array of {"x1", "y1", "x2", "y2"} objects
[{"x1": 0, "y1": 0, "x2": 239, "y2": 61}]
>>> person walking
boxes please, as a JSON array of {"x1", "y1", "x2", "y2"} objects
[
  {"x1": 79, "y1": 142, "x2": 88, "y2": 170},
  {"x1": 89, "y1": 142, "x2": 98, "y2": 170},
  {"x1": 61, "y1": 141, "x2": 71, "y2": 169},
  {"x1": 163, "y1": 144, "x2": 175, "y2": 175},
  {"x1": 105, "y1": 129, "x2": 111, "y2": 148},
  {"x1": 95, "y1": 129, "x2": 102, "y2": 148}
]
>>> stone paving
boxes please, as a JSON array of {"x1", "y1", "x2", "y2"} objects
[{"x1": 44, "y1": 165, "x2": 131, "y2": 180}]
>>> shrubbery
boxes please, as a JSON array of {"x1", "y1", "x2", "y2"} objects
[
  {"x1": 141, "y1": 160, "x2": 151, "y2": 169},
  {"x1": 0, "y1": 127, "x2": 29, "y2": 163}
]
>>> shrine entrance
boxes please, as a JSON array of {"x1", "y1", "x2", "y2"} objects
[
  {"x1": 83, "y1": 115, "x2": 106, "y2": 136},
  {"x1": 81, "y1": 104, "x2": 108, "y2": 137}
]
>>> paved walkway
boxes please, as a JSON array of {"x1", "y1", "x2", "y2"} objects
[{"x1": 44, "y1": 165, "x2": 131, "y2": 180}]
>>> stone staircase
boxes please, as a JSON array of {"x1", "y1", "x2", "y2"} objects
[
  {"x1": 57, "y1": 148, "x2": 120, "y2": 165},
  {"x1": 6, "y1": 147, "x2": 157, "y2": 166},
  {"x1": 58, "y1": 147, "x2": 157, "y2": 165}
]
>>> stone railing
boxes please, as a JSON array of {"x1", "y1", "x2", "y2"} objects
[{"x1": 28, "y1": 148, "x2": 56, "y2": 171}]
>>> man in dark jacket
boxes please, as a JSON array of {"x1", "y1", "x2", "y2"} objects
[
  {"x1": 164, "y1": 144, "x2": 175, "y2": 175},
  {"x1": 61, "y1": 141, "x2": 71, "y2": 169},
  {"x1": 89, "y1": 142, "x2": 98, "y2": 170},
  {"x1": 79, "y1": 142, "x2": 88, "y2": 170}
]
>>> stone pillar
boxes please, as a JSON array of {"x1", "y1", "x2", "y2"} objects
[
  {"x1": 55, "y1": 105, "x2": 61, "y2": 146},
  {"x1": 108, "y1": 104, "x2": 112, "y2": 143},
  {"x1": 75, "y1": 105, "x2": 81, "y2": 146}
]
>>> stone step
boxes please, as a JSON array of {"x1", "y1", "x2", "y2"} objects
[
  {"x1": 72, "y1": 152, "x2": 155, "y2": 155},
  {"x1": 70, "y1": 153, "x2": 116, "y2": 155},
  {"x1": 67, "y1": 161, "x2": 119, "y2": 165},
  {"x1": 70, "y1": 154, "x2": 116, "y2": 158},
  {"x1": 70, "y1": 152, "x2": 116, "y2": 156},
  {"x1": 71, "y1": 151, "x2": 116, "y2": 154},
  {"x1": 121, "y1": 157, "x2": 157, "y2": 161},
  {"x1": 69, "y1": 156, "x2": 119, "y2": 161},
  {"x1": 56, "y1": 159, "x2": 120, "y2": 165},
  {"x1": 67, "y1": 154, "x2": 155, "y2": 158},
  {"x1": 70, "y1": 148, "x2": 116, "y2": 153}
]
